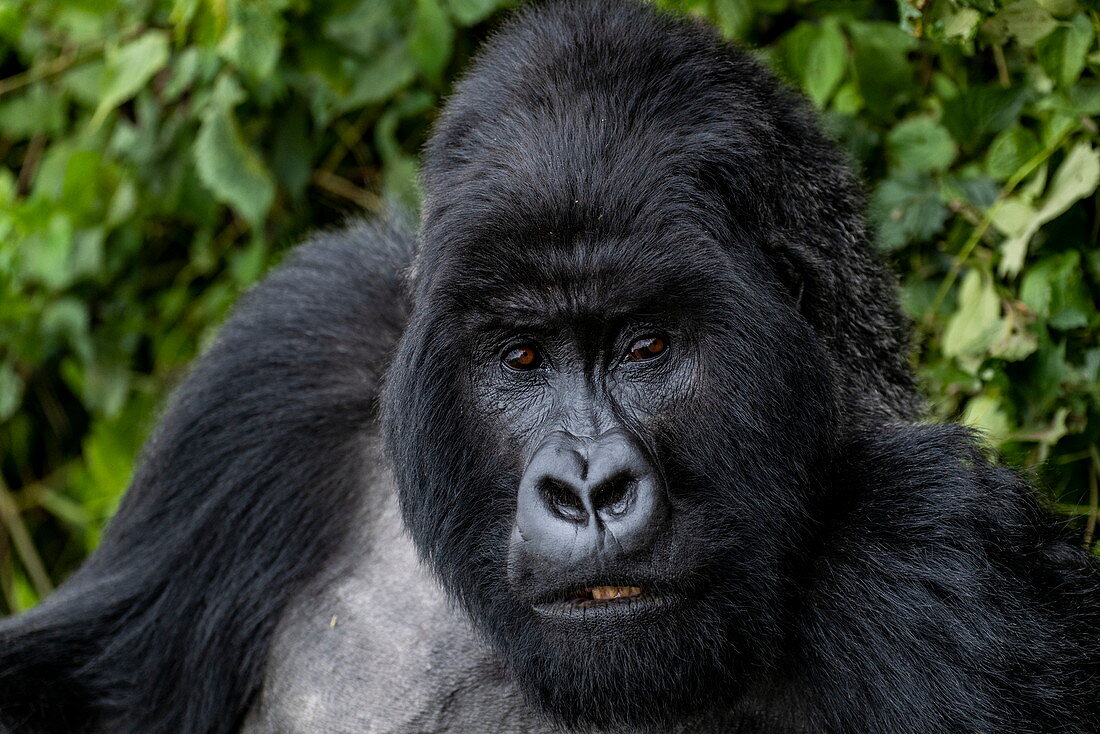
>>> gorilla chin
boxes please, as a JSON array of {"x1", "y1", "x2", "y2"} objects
[{"x1": 507, "y1": 607, "x2": 736, "y2": 731}]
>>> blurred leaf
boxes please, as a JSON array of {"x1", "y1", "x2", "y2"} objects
[
  {"x1": 219, "y1": 3, "x2": 284, "y2": 84},
  {"x1": 1035, "y1": 0, "x2": 1080, "y2": 15},
  {"x1": 193, "y1": 90, "x2": 276, "y2": 228},
  {"x1": 871, "y1": 171, "x2": 949, "y2": 250},
  {"x1": 409, "y1": 0, "x2": 454, "y2": 81},
  {"x1": 449, "y1": 0, "x2": 506, "y2": 26},
  {"x1": 943, "y1": 85, "x2": 1029, "y2": 151},
  {"x1": 1065, "y1": 82, "x2": 1100, "y2": 115},
  {"x1": 337, "y1": 44, "x2": 417, "y2": 112},
  {"x1": 887, "y1": 116, "x2": 958, "y2": 172},
  {"x1": 0, "y1": 85, "x2": 66, "y2": 138},
  {"x1": 0, "y1": 363, "x2": 23, "y2": 422},
  {"x1": 847, "y1": 20, "x2": 918, "y2": 118},
  {"x1": 228, "y1": 234, "x2": 267, "y2": 286},
  {"x1": 271, "y1": 105, "x2": 312, "y2": 201},
  {"x1": 1036, "y1": 14, "x2": 1093, "y2": 88},
  {"x1": 1020, "y1": 251, "x2": 1094, "y2": 329},
  {"x1": 40, "y1": 298, "x2": 91, "y2": 362},
  {"x1": 934, "y1": 6, "x2": 982, "y2": 40},
  {"x1": 92, "y1": 32, "x2": 170, "y2": 127},
  {"x1": 999, "y1": 142, "x2": 1099, "y2": 275},
  {"x1": 19, "y1": 213, "x2": 75, "y2": 291},
  {"x1": 779, "y1": 18, "x2": 846, "y2": 108},
  {"x1": 714, "y1": 0, "x2": 754, "y2": 39},
  {"x1": 990, "y1": 303, "x2": 1039, "y2": 360},
  {"x1": 986, "y1": 127, "x2": 1041, "y2": 179},
  {"x1": 943, "y1": 269, "x2": 1003, "y2": 367},
  {"x1": 962, "y1": 393, "x2": 1012, "y2": 443},
  {"x1": 983, "y1": 0, "x2": 1058, "y2": 46}
]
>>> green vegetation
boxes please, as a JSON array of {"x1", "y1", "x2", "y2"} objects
[{"x1": 0, "y1": 0, "x2": 1097, "y2": 614}]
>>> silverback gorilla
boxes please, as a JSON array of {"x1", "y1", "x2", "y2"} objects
[{"x1": 2, "y1": 2, "x2": 1099, "y2": 733}]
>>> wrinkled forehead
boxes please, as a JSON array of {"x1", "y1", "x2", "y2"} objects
[
  {"x1": 429, "y1": 221, "x2": 745, "y2": 333},
  {"x1": 416, "y1": 116, "x2": 764, "y2": 326}
]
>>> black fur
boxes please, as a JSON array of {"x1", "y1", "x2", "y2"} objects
[
  {"x1": 0, "y1": 219, "x2": 412, "y2": 732},
  {"x1": 2, "y1": 2, "x2": 1098, "y2": 733}
]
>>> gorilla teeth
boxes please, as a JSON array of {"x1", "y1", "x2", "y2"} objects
[{"x1": 587, "y1": 586, "x2": 643, "y2": 601}]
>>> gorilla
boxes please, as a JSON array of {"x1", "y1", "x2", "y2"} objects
[{"x1": 2, "y1": 1, "x2": 1098, "y2": 733}]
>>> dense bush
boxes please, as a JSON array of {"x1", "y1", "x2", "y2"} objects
[{"x1": 0, "y1": 0, "x2": 1097, "y2": 614}]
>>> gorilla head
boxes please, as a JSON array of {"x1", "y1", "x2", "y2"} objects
[{"x1": 385, "y1": 1, "x2": 914, "y2": 728}]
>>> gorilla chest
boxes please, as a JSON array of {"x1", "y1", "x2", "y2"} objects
[
  {"x1": 241, "y1": 495, "x2": 550, "y2": 734},
  {"x1": 241, "y1": 487, "x2": 786, "y2": 734}
]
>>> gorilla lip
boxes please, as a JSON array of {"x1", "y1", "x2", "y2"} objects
[{"x1": 532, "y1": 584, "x2": 684, "y2": 619}]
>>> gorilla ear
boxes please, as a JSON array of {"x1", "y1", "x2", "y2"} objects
[{"x1": 761, "y1": 238, "x2": 812, "y2": 315}]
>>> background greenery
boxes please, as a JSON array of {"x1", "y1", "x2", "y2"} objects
[{"x1": 0, "y1": 0, "x2": 1097, "y2": 614}]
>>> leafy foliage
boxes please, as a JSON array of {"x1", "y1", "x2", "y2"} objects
[{"x1": 0, "y1": 0, "x2": 1097, "y2": 614}]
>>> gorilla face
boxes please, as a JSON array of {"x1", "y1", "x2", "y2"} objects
[
  {"x1": 386, "y1": 216, "x2": 838, "y2": 728},
  {"x1": 382, "y1": 2, "x2": 858, "y2": 728}
]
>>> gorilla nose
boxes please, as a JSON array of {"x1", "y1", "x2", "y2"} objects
[{"x1": 516, "y1": 430, "x2": 665, "y2": 560}]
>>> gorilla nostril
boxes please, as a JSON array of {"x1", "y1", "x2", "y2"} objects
[
  {"x1": 590, "y1": 472, "x2": 636, "y2": 518},
  {"x1": 537, "y1": 477, "x2": 588, "y2": 523}
]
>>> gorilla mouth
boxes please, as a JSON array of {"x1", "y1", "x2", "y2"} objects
[
  {"x1": 532, "y1": 584, "x2": 683, "y2": 620},
  {"x1": 573, "y1": 585, "x2": 644, "y2": 606}
]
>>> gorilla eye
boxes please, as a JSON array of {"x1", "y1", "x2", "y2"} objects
[
  {"x1": 503, "y1": 344, "x2": 543, "y2": 371},
  {"x1": 625, "y1": 335, "x2": 668, "y2": 362}
]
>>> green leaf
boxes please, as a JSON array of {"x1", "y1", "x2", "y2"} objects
[
  {"x1": 870, "y1": 171, "x2": 949, "y2": 250},
  {"x1": 983, "y1": 0, "x2": 1058, "y2": 46},
  {"x1": 999, "y1": 142, "x2": 1100, "y2": 275},
  {"x1": 961, "y1": 393, "x2": 1012, "y2": 444},
  {"x1": 218, "y1": 3, "x2": 284, "y2": 84},
  {"x1": 409, "y1": 0, "x2": 454, "y2": 80},
  {"x1": 92, "y1": 32, "x2": 170, "y2": 126},
  {"x1": 714, "y1": 0, "x2": 754, "y2": 40},
  {"x1": 0, "y1": 0, "x2": 22, "y2": 42},
  {"x1": 942, "y1": 85, "x2": 1028, "y2": 151},
  {"x1": 19, "y1": 212, "x2": 75, "y2": 291},
  {"x1": 942, "y1": 269, "x2": 1003, "y2": 368},
  {"x1": 336, "y1": 44, "x2": 417, "y2": 113},
  {"x1": 228, "y1": 234, "x2": 267, "y2": 286},
  {"x1": 780, "y1": 18, "x2": 847, "y2": 108},
  {"x1": 985, "y1": 127, "x2": 1041, "y2": 179},
  {"x1": 76, "y1": 355, "x2": 131, "y2": 419},
  {"x1": 193, "y1": 99, "x2": 276, "y2": 228},
  {"x1": 887, "y1": 117, "x2": 958, "y2": 172},
  {"x1": 937, "y1": 6, "x2": 982, "y2": 40},
  {"x1": 897, "y1": 0, "x2": 922, "y2": 36},
  {"x1": 846, "y1": 20, "x2": 918, "y2": 119},
  {"x1": 1020, "y1": 251, "x2": 1093, "y2": 329},
  {"x1": 0, "y1": 361, "x2": 24, "y2": 421},
  {"x1": 0, "y1": 85, "x2": 66, "y2": 138},
  {"x1": 41, "y1": 298, "x2": 91, "y2": 361},
  {"x1": 1035, "y1": 0, "x2": 1081, "y2": 17},
  {"x1": 1065, "y1": 82, "x2": 1100, "y2": 115},
  {"x1": 271, "y1": 105, "x2": 312, "y2": 201},
  {"x1": 1036, "y1": 14, "x2": 1093, "y2": 88},
  {"x1": 990, "y1": 309, "x2": 1039, "y2": 361},
  {"x1": 449, "y1": 0, "x2": 506, "y2": 26},
  {"x1": 991, "y1": 196, "x2": 1038, "y2": 236}
]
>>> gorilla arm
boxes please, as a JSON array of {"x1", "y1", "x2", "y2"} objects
[
  {"x1": 0, "y1": 219, "x2": 411, "y2": 734},
  {"x1": 795, "y1": 424, "x2": 1100, "y2": 734}
]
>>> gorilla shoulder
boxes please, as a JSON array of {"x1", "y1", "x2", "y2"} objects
[{"x1": 0, "y1": 218, "x2": 412, "y2": 733}]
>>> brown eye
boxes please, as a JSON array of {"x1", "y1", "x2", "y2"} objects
[
  {"x1": 625, "y1": 335, "x2": 668, "y2": 362},
  {"x1": 503, "y1": 344, "x2": 542, "y2": 370}
]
